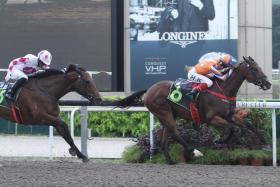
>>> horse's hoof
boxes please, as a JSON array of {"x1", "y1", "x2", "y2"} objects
[
  {"x1": 184, "y1": 148, "x2": 203, "y2": 161},
  {"x1": 193, "y1": 149, "x2": 203, "y2": 157},
  {"x1": 69, "y1": 148, "x2": 77, "y2": 156},
  {"x1": 82, "y1": 157, "x2": 89, "y2": 163}
]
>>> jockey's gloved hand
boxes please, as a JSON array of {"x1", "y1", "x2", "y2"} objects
[
  {"x1": 61, "y1": 68, "x2": 67, "y2": 73},
  {"x1": 170, "y1": 9, "x2": 178, "y2": 19}
]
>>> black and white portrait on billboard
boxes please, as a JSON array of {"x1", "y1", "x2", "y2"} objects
[
  {"x1": 158, "y1": 0, "x2": 215, "y2": 36},
  {"x1": 129, "y1": 0, "x2": 238, "y2": 44}
]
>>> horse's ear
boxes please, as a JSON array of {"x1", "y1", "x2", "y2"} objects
[
  {"x1": 248, "y1": 56, "x2": 254, "y2": 62},
  {"x1": 66, "y1": 64, "x2": 78, "y2": 73},
  {"x1": 243, "y1": 56, "x2": 250, "y2": 63}
]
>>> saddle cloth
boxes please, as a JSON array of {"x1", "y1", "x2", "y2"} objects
[
  {"x1": 0, "y1": 81, "x2": 24, "y2": 124},
  {"x1": 0, "y1": 82, "x2": 14, "y2": 105},
  {"x1": 167, "y1": 78, "x2": 201, "y2": 124}
]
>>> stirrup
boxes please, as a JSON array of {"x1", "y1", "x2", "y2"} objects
[
  {"x1": 186, "y1": 90, "x2": 198, "y2": 101},
  {"x1": 185, "y1": 93, "x2": 195, "y2": 100},
  {"x1": 187, "y1": 89, "x2": 197, "y2": 95},
  {"x1": 190, "y1": 94, "x2": 196, "y2": 101},
  {"x1": 5, "y1": 92, "x2": 14, "y2": 101}
]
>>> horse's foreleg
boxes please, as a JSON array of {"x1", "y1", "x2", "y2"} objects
[
  {"x1": 54, "y1": 121, "x2": 89, "y2": 162},
  {"x1": 209, "y1": 116, "x2": 241, "y2": 145},
  {"x1": 42, "y1": 112, "x2": 88, "y2": 162}
]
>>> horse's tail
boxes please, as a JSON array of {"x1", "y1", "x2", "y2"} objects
[
  {"x1": 115, "y1": 90, "x2": 147, "y2": 108},
  {"x1": 100, "y1": 90, "x2": 147, "y2": 107}
]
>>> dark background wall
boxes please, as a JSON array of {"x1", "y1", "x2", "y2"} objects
[
  {"x1": 273, "y1": 0, "x2": 280, "y2": 69},
  {"x1": 0, "y1": 0, "x2": 113, "y2": 90}
]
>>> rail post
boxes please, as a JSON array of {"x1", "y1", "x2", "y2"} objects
[
  {"x1": 272, "y1": 109, "x2": 277, "y2": 167},
  {"x1": 70, "y1": 107, "x2": 80, "y2": 138},
  {"x1": 149, "y1": 112, "x2": 154, "y2": 159},
  {"x1": 80, "y1": 104, "x2": 88, "y2": 157},
  {"x1": 48, "y1": 126, "x2": 54, "y2": 159}
]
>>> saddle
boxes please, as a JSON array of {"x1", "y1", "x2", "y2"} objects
[{"x1": 167, "y1": 78, "x2": 201, "y2": 124}]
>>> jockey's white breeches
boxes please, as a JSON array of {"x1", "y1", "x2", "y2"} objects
[
  {"x1": 5, "y1": 69, "x2": 28, "y2": 82},
  {"x1": 187, "y1": 68, "x2": 213, "y2": 87}
]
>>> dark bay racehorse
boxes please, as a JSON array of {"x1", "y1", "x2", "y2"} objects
[
  {"x1": 0, "y1": 64, "x2": 102, "y2": 162},
  {"x1": 115, "y1": 57, "x2": 271, "y2": 164}
]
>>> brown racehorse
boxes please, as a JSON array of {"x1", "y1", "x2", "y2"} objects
[
  {"x1": 0, "y1": 64, "x2": 102, "y2": 162},
  {"x1": 115, "y1": 56, "x2": 271, "y2": 164}
]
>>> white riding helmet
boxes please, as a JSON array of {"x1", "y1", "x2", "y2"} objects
[{"x1": 38, "y1": 50, "x2": 52, "y2": 66}]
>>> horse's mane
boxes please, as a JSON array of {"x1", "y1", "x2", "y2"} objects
[
  {"x1": 66, "y1": 67, "x2": 86, "y2": 73},
  {"x1": 28, "y1": 69, "x2": 65, "y2": 79},
  {"x1": 28, "y1": 65, "x2": 87, "y2": 79}
]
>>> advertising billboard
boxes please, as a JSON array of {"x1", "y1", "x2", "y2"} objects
[{"x1": 130, "y1": 0, "x2": 238, "y2": 90}]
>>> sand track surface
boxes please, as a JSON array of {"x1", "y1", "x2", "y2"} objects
[{"x1": 0, "y1": 158, "x2": 280, "y2": 186}]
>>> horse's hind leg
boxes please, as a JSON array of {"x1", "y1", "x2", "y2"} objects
[
  {"x1": 159, "y1": 115, "x2": 202, "y2": 162},
  {"x1": 160, "y1": 127, "x2": 175, "y2": 164},
  {"x1": 209, "y1": 116, "x2": 241, "y2": 146}
]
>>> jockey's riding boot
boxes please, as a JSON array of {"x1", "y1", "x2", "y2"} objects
[
  {"x1": 187, "y1": 88, "x2": 199, "y2": 100},
  {"x1": 5, "y1": 90, "x2": 14, "y2": 101},
  {"x1": 187, "y1": 83, "x2": 208, "y2": 101},
  {"x1": 5, "y1": 78, "x2": 27, "y2": 101}
]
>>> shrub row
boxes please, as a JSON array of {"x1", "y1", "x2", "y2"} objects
[
  {"x1": 122, "y1": 144, "x2": 274, "y2": 166},
  {"x1": 60, "y1": 108, "x2": 275, "y2": 140}
]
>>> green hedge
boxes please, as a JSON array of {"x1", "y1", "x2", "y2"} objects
[
  {"x1": 60, "y1": 111, "x2": 152, "y2": 137},
  {"x1": 60, "y1": 107, "x2": 275, "y2": 139}
]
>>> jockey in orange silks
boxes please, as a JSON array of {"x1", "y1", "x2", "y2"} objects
[{"x1": 186, "y1": 52, "x2": 236, "y2": 99}]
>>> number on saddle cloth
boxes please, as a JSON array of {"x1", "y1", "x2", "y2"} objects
[
  {"x1": 0, "y1": 82, "x2": 15, "y2": 104},
  {"x1": 0, "y1": 89, "x2": 5, "y2": 104},
  {"x1": 168, "y1": 78, "x2": 194, "y2": 104}
]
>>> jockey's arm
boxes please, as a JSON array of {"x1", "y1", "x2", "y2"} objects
[
  {"x1": 41, "y1": 64, "x2": 50, "y2": 70},
  {"x1": 210, "y1": 66, "x2": 228, "y2": 81},
  {"x1": 214, "y1": 73, "x2": 228, "y2": 81}
]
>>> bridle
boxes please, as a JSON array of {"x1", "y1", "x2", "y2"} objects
[
  {"x1": 65, "y1": 69, "x2": 101, "y2": 103},
  {"x1": 242, "y1": 58, "x2": 267, "y2": 89}
]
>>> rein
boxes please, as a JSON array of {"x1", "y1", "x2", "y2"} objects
[
  {"x1": 205, "y1": 81, "x2": 236, "y2": 102},
  {"x1": 205, "y1": 89, "x2": 236, "y2": 101}
]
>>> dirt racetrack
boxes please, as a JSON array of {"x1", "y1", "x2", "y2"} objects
[{"x1": 0, "y1": 158, "x2": 280, "y2": 186}]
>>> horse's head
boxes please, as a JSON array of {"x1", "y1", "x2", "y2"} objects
[
  {"x1": 238, "y1": 56, "x2": 271, "y2": 90},
  {"x1": 65, "y1": 64, "x2": 102, "y2": 104}
]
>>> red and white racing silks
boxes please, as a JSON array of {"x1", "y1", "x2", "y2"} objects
[{"x1": 5, "y1": 54, "x2": 48, "y2": 82}]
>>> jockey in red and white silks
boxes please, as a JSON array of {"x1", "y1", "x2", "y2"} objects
[{"x1": 5, "y1": 50, "x2": 52, "y2": 101}]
